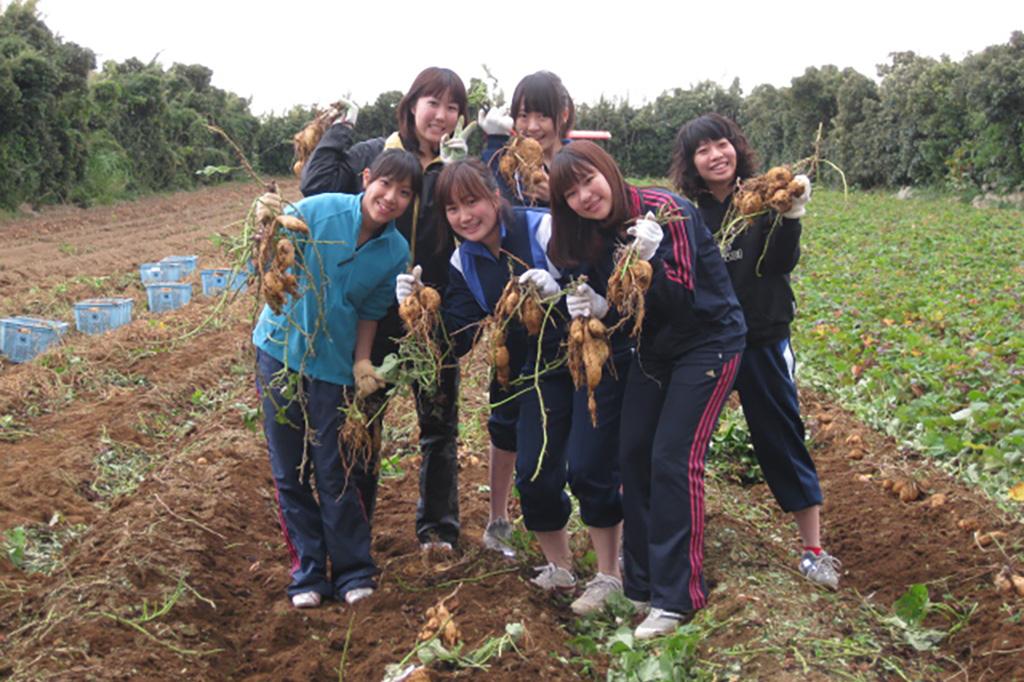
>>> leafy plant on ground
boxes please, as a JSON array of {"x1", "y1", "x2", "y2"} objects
[
  {"x1": 2, "y1": 518, "x2": 88, "y2": 574},
  {"x1": 90, "y1": 429, "x2": 156, "y2": 499},
  {"x1": 795, "y1": 191, "x2": 1024, "y2": 510},
  {"x1": 566, "y1": 593, "x2": 715, "y2": 681},
  {"x1": 875, "y1": 583, "x2": 977, "y2": 652}
]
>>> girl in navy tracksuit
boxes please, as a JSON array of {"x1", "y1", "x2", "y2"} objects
[
  {"x1": 671, "y1": 113, "x2": 839, "y2": 590},
  {"x1": 548, "y1": 141, "x2": 747, "y2": 638},
  {"x1": 403, "y1": 159, "x2": 554, "y2": 557},
  {"x1": 479, "y1": 71, "x2": 575, "y2": 207},
  {"x1": 301, "y1": 67, "x2": 469, "y2": 550},
  {"x1": 253, "y1": 150, "x2": 419, "y2": 609}
]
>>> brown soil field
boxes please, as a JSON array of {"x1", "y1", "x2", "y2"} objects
[{"x1": 0, "y1": 181, "x2": 1021, "y2": 680}]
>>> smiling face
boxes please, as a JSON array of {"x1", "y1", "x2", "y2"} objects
[
  {"x1": 693, "y1": 137, "x2": 738, "y2": 190},
  {"x1": 562, "y1": 163, "x2": 613, "y2": 221},
  {"x1": 515, "y1": 109, "x2": 562, "y2": 158},
  {"x1": 411, "y1": 90, "x2": 461, "y2": 151},
  {"x1": 360, "y1": 172, "x2": 415, "y2": 227},
  {"x1": 445, "y1": 190, "x2": 502, "y2": 248}
]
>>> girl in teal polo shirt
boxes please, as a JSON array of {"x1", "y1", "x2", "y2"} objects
[{"x1": 253, "y1": 150, "x2": 419, "y2": 609}]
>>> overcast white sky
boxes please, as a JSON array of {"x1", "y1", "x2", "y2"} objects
[{"x1": 31, "y1": 0, "x2": 1023, "y2": 117}]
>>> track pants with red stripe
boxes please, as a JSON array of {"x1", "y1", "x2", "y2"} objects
[
  {"x1": 620, "y1": 350, "x2": 741, "y2": 613},
  {"x1": 256, "y1": 348, "x2": 378, "y2": 600}
]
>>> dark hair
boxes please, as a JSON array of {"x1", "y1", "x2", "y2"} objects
[
  {"x1": 670, "y1": 113, "x2": 758, "y2": 199},
  {"x1": 434, "y1": 159, "x2": 508, "y2": 248},
  {"x1": 396, "y1": 67, "x2": 469, "y2": 151},
  {"x1": 547, "y1": 141, "x2": 629, "y2": 269},
  {"x1": 511, "y1": 71, "x2": 576, "y2": 137},
  {"x1": 367, "y1": 149, "x2": 423, "y2": 196}
]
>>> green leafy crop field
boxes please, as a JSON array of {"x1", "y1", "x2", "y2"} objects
[{"x1": 795, "y1": 190, "x2": 1024, "y2": 505}]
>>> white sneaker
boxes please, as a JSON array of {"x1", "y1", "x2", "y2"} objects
[
  {"x1": 571, "y1": 573, "x2": 623, "y2": 615},
  {"x1": 482, "y1": 518, "x2": 516, "y2": 558},
  {"x1": 344, "y1": 587, "x2": 374, "y2": 605},
  {"x1": 799, "y1": 550, "x2": 841, "y2": 590},
  {"x1": 634, "y1": 607, "x2": 692, "y2": 640},
  {"x1": 290, "y1": 591, "x2": 322, "y2": 609},
  {"x1": 530, "y1": 563, "x2": 577, "y2": 592}
]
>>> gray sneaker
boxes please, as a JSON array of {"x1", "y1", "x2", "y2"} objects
[
  {"x1": 482, "y1": 518, "x2": 516, "y2": 558},
  {"x1": 571, "y1": 573, "x2": 623, "y2": 615},
  {"x1": 530, "y1": 563, "x2": 577, "y2": 592},
  {"x1": 799, "y1": 550, "x2": 841, "y2": 590},
  {"x1": 634, "y1": 607, "x2": 693, "y2": 640}
]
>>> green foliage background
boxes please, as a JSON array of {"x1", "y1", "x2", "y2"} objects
[{"x1": 1, "y1": 1, "x2": 1022, "y2": 211}]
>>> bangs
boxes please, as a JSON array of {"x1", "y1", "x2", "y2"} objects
[
  {"x1": 435, "y1": 159, "x2": 499, "y2": 208},
  {"x1": 368, "y1": 149, "x2": 422, "y2": 196},
  {"x1": 512, "y1": 77, "x2": 562, "y2": 120},
  {"x1": 680, "y1": 115, "x2": 735, "y2": 152},
  {"x1": 550, "y1": 151, "x2": 595, "y2": 194}
]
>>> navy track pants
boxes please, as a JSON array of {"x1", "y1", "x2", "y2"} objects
[
  {"x1": 256, "y1": 348, "x2": 377, "y2": 599},
  {"x1": 620, "y1": 351, "x2": 741, "y2": 613},
  {"x1": 515, "y1": 357, "x2": 629, "y2": 532},
  {"x1": 733, "y1": 338, "x2": 822, "y2": 512}
]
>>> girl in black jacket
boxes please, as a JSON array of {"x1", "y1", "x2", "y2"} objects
[
  {"x1": 548, "y1": 141, "x2": 746, "y2": 637},
  {"x1": 300, "y1": 67, "x2": 469, "y2": 552},
  {"x1": 671, "y1": 113, "x2": 840, "y2": 592}
]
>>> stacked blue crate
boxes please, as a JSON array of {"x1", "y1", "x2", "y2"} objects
[
  {"x1": 0, "y1": 316, "x2": 70, "y2": 363},
  {"x1": 160, "y1": 255, "x2": 198, "y2": 276},
  {"x1": 139, "y1": 261, "x2": 184, "y2": 284},
  {"x1": 73, "y1": 298, "x2": 134, "y2": 335}
]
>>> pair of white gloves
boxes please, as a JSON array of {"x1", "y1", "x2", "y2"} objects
[{"x1": 517, "y1": 212, "x2": 664, "y2": 319}]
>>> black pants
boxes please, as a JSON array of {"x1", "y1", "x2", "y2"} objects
[
  {"x1": 620, "y1": 351, "x2": 741, "y2": 613},
  {"x1": 370, "y1": 303, "x2": 460, "y2": 545},
  {"x1": 256, "y1": 348, "x2": 378, "y2": 599}
]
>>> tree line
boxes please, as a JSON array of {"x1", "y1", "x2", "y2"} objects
[{"x1": 2, "y1": 1, "x2": 1021, "y2": 211}]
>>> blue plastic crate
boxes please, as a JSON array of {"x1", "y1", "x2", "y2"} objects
[
  {"x1": 0, "y1": 316, "x2": 69, "y2": 363},
  {"x1": 73, "y1": 297, "x2": 134, "y2": 335},
  {"x1": 200, "y1": 268, "x2": 247, "y2": 296},
  {"x1": 145, "y1": 282, "x2": 193, "y2": 313},
  {"x1": 160, "y1": 255, "x2": 198, "y2": 276},
  {"x1": 139, "y1": 261, "x2": 184, "y2": 284}
]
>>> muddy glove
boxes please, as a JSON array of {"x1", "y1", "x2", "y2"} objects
[
  {"x1": 566, "y1": 283, "x2": 609, "y2": 319},
  {"x1": 626, "y1": 211, "x2": 663, "y2": 261},
  {"x1": 324, "y1": 98, "x2": 359, "y2": 127},
  {"x1": 783, "y1": 175, "x2": 811, "y2": 219},
  {"x1": 353, "y1": 359, "x2": 385, "y2": 399},
  {"x1": 478, "y1": 106, "x2": 513, "y2": 136},
  {"x1": 395, "y1": 265, "x2": 422, "y2": 304},
  {"x1": 440, "y1": 116, "x2": 477, "y2": 164},
  {"x1": 518, "y1": 268, "x2": 560, "y2": 298},
  {"x1": 254, "y1": 192, "x2": 283, "y2": 224}
]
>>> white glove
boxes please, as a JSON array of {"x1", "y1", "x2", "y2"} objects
[
  {"x1": 478, "y1": 106, "x2": 513, "y2": 136},
  {"x1": 518, "y1": 268, "x2": 560, "y2": 298},
  {"x1": 439, "y1": 135, "x2": 468, "y2": 164},
  {"x1": 439, "y1": 116, "x2": 477, "y2": 164},
  {"x1": 626, "y1": 211, "x2": 663, "y2": 261},
  {"x1": 783, "y1": 174, "x2": 811, "y2": 219},
  {"x1": 395, "y1": 265, "x2": 422, "y2": 304},
  {"x1": 566, "y1": 283, "x2": 609, "y2": 319},
  {"x1": 254, "y1": 192, "x2": 283, "y2": 224},
  {"x1": 326, "y1": 98, "x2": 359, "y2": 127}
]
